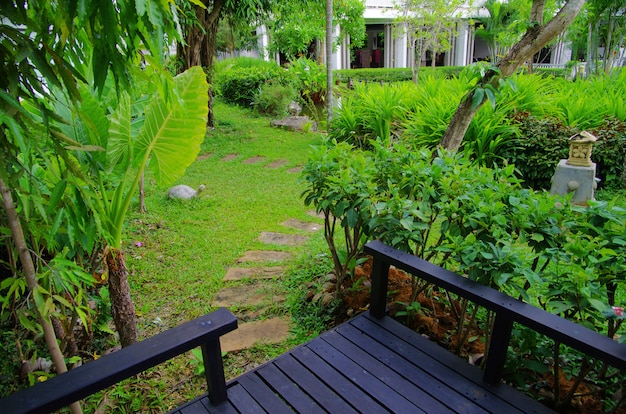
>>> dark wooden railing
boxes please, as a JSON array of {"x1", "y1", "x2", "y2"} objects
[
  {"x1": 364, "y1": 240, "x2": 626, "y2": 385},
  {"x1": 0, "y1": 308, "x2": 237, "y2": 414}
]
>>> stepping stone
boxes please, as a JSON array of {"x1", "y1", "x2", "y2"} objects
[
  {"x1": 242, "y1": 156, "x2": 266, "y2": 164},
  {"x1": 282, "y1": 218, "x2": 321, "y2": 232},
  {"x1": 287, "y1": 166, "x2": 302, "y2": 174},
  {"x1": 237, "y1": 250, "x2": 291, "y2": 263},
  {"x1": 220, "y1": 154, "x2": 238, "y2": 162},
  {"x1": 220, "y1": 318, "x2": 290, "y2": 353},
  {"x1": 212, "y1": 285, "x2": 269, "y2": 308},
  {"x1": 266, "y1": 159, "x2": 288, "y2": 169},
  {"x1": 223, "y1": 266, "x2": 285, "y2": 281},
  {"x1": 258, "y1": 232, "x2": 308, "y2": 246},
  {"x1": 196, "y1": 153, "x2": 212, "y2": 161},
  {"x1": 270, "y1": 116, "x2": 316, "y2": 132}
]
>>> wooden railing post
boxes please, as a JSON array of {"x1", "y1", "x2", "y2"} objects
[
  {"x1": 370, "y1": 257, "x2": 390, "y2": 319},
  {"x1": 483, "y1": 313, "x2": 514, "y2": 385},
  {"x1": 202, "y1": 339, "x2": 228, "y2": 404}
]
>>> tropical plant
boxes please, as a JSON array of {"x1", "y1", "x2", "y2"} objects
[
  {"x1": 474, "y1": 0, "x2": 530, "y2": 62},
  {"x1": 60, "y1": 66, "x2": 209, "y2": 346},
  {"x1": 301, "y1": 139, "x2": 377, "y2": 298},
  {"x1": 0, "y1": 2, "x2": 181, "y2": 410}
]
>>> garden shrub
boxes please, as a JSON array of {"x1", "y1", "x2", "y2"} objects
[
  {"x1": 505, "y1": 112, "x2": 573, "y2": 190},
  {"x1": 213, "y1": 57, "x2": 291, "y2": 107},
  {"x1": 302, "y1": 137, "x2": 626, "y2": 411},
  {"x1": 287, "y1": 57, "x2": 326, "y2": 105},
  {"x1": 590, "y1": 117, "x2": 626, "y2": 190},
  {"x1": 507, "y1": 112, "x2": 626, "y2": 191},
  {"x1": 334, "y1": 66, "x2": 463, "y2": 83},
  {"x1": 252, "y1": 83, "x2": 297, "y2": 117}
]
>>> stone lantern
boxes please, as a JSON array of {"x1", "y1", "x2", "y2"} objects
[
  {"x1": 566, "y1": 131, "x2": 597, "y2": 167},
  {"x1": 550, "y1": 130, "x2": 598, "y2": 205}
]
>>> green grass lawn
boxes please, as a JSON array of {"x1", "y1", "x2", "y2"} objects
[{"x1": 91, "y1": 101, "x2": 328, "y2": 411}]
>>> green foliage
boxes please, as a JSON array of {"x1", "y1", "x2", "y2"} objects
[
  {"x1": 589, "y1": 117, "x2": 626, "y2": 190},
  {"x1": 506, "y1": 112, "x2": 573, "y2": 190},
  {"x1": 252, "y1": 83, "x2": 297, "y2": 117},
  {"x1": 507, "y1": 112, "x2": 626, "y2": 191},
  {"x1": 334, "y1": 66, "x2": 463, "y2": 83},
  {"x1": 267, "y1": 0, "x2": 365, "y2": 60},
  {"x1": 474, "y1": 0, "x2": 530, "y2": 63},
  {"x1": 304, "y1": 137, "x2": 626, "y2": 408},
  {"x1": 287, "y1": 58, "x2": 327, "y2": 104},
  {"x1": 213, "y1": 58, "x2": 291, "y2": 107},
  {"x1": 301, "y1": 139, "x2": 377, "y2": 296},
  {"x1": 330, "y1": 82, "x2": 414, "y2": 148}
]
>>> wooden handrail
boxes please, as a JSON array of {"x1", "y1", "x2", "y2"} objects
[
  {"x1": 0, "y1": 308, "x2": 237, "y2": 414},
  {"x1": 364, "y1": 240, "x2": 626, "y2": 385}
]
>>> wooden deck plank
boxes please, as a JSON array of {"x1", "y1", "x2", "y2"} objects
[
  {"x1": 256, "y1": 363, "x2": 324, "y2": 413},
  {"x1": 173, "y1": 396, "x2": 238, "y2": 414},
  {"x1": 238, "y1": 373, "x2": 294, "y2": 414},
  {"x1": 304, "y1": 337, "x2": 426, "y2": 413},
  {"x1": 273, "y1": 353, "x2": 360, "y2": 414},
  {"x1": 360, "y1": 314, "x2": 555, "y2": 414},
  {"x1": 170, "y1": 313, "x2": 556, "y2": 414},
  {"x1": 319, "y1": 329, "x2": 451, "y2": 412},
  {"x1": 290, "y1": 346, "x2": 390, "y2": 414},
  {"x1": 347, "y1": 315, "x2": 527, "y2": 413},
  {"x1": 224, "y1": 383, "x2": 266, "y2": 414},
  {"x1": 337, "y1": 321, "x2": 491, "y2": 413}
]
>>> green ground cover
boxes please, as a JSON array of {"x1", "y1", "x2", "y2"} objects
[{"x1": 80, "y1": 101, "x2": 329, "y2": 412}]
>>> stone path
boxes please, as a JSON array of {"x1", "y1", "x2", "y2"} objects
[{"x1": 214, "y1": 154, "x2": 321, "y2": 353}]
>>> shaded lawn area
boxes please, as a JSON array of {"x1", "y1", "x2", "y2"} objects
[{"x1": 96, "y1": 101, "x2": 325, "y2": 411}]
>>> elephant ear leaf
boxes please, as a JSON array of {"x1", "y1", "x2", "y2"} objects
[
  {"x1": 133, "y1": 66, "x2": 208, "y2": 186},
  {"x1": 107, "y1": 91, "x2": 132, "y2": 174}
]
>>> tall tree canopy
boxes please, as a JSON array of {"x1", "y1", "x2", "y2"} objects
[
  {"x1": 395, "y1": 0, "x2": 466, "y2": 83},
  {"x1": 268, "y1": 0, "x2": 366, "y2": 61},
  {"x1": 176, "y1": 0, "x2": 271, "y2": 126}
]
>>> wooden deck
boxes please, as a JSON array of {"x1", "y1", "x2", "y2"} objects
[{"x1": 172, "y1": 312, "x2": 554, "y2": 414}]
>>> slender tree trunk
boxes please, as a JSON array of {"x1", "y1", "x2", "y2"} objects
[
  {"x1": 439, "y1": 0, "x2": 585, "y2": 152},
  {"x1": 139, "y1": 173, "x2": 146, "y2": 213},
  {"x1": 0, "y1": 178, "x2": 83, "y2": 414},
  {"x1": 105, "y1": 248, "x2": 138, "y2": 347},
  {"x1": 178, "y1": 0, "x2": 226, "y2": 127},
  {"x1": 326, "y1": 0, "x2": 334, "y2": 123}
]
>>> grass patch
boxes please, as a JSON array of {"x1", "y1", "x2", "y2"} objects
[{"x1": 87, "y1": 100, "x2": 327, "y2": 411}]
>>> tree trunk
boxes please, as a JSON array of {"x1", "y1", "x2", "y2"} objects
[
  {"x1": 0, "y1": 178, "x2": 83, "y2": 414},
  {"x1": 326, "y1": 0, "x2": 334, "y2": 123},
  {"x1": 105, "y1": 248, "x2": 138, "y2": 347},
  {"x1": 178, "y1": 0, "x2": 226, "y2": 127},
  {"x1": 439, "y1": 0, "x2": 585, "y2": 152},
  {"x1": 437, "y1": 93, "x2": 477, "y2": 151},
  {"x1": 139, "y1": 173, "x2": 146, "y2": 213}
]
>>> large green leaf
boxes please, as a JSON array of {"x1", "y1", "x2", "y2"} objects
[
  {"x1": 134, "y1": 66, "x2": 208, "y2": 186},
  {"x1": 107, "y1": 91, "x2": 132, "y2": 173}
]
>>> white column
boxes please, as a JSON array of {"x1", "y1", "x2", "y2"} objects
[
  {"x1": 394, "y1": 23, "x2": 409, "y2": 68},
  {"x1": 384, "y1": 24, "x2": 393, "y2": 68},
  {"x1": 257, "y1": 24, "x2": 270, "y2": 61},
  {"x1": 551, "y1": 39, "x2": 573, "y2": 65},
  {"x1": 331, "y1": 25, "x2": 344, "y2": 70},
  {"x1": 454, "y1": 21, "x2": 470, "y2": 66}
]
